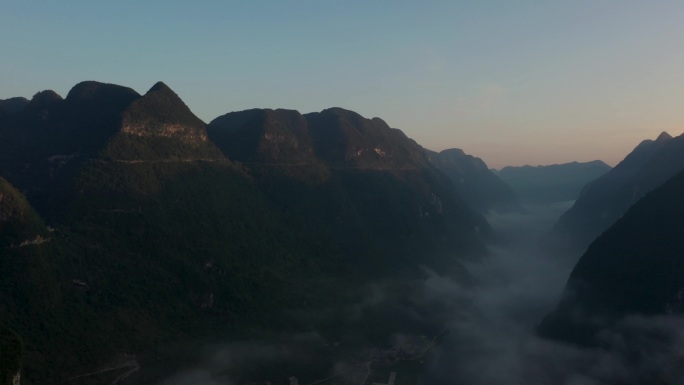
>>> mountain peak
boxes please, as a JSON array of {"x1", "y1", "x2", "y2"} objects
[
  {"x1": 28, "y1": 90, "x2": 63, "y2": 109},
  {"x1": 439, "y1": 148, "x2": 467, "y2": 158},
  {"x1": 125, "y1": 81, "x2": 198, "y2": 127},
  {"x1": 656, "y1": 131, "x2": 673, "y2": 142},
  {"x1": 0, "y1": 97, "x2": 30, "y2": 114},
  {"x1": 147, "y1": 81, "x2": 173, "y2": 95},
  {"x1": 110, "y1": 81, "x2": 222, "y2": 161},
  {"x1": 66, "y1": 81, "x2": 140, "y2": 103}
]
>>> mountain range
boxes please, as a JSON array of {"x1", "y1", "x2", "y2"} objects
[
  {"x1": 6, "y1": 79, "x2": 681, "y2": 384},
  {"x1": 539, "y1": 167, "x2": 684, "y2": 346},
  {"x1": 425, "y1": 148, "x2": 521, "y2": 213},
  {"x1": 554, "y1": 132, "x2": 684, "y2": 247},
  {"x1": 0, "y1": 81, "x2": 493, "y2": 384},
  {"x1": 495, "y1": 160, "x2": 611, "y2": 204}
]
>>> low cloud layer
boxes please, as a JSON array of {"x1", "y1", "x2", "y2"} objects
[
  {"x1": 423, "y1": 204, "x2": 684, "y2": 384},
  {"x1": 159, "y1": 202, "x2": 684, "y2": 384}
]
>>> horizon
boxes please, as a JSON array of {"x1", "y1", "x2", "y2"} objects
[
  {"x1": 3, "y1": 1, "x2": 684, "y2": 168},
  {"x1": 3, "y1": 79, "x2": 680, "y2": 169}
]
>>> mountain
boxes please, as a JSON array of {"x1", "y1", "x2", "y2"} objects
[
  {"x1": 0, "y1": 322, "x2": 22, "y2": 385},
  {"x1": 425, "y1": 148, "x2": 521, "y2": 213},
  {"x1": 0, "y1": 82, "x2": 140, "y2": 213},
  {"x1": 208, "y1": 108, "x2": 326, "y2": 180},
  {"x1": 0, "y1": 81, "x2": 225, "y2": 214},
  {"x1": 304, "y1": 108, "x2": 430, "y2": 170},
  {"x1": 538, "y1": 168, "x2": 684, "y2": 346},
  {"x1": 0, "y1": 176, "x2": 46, "y2": 248},
  {"x1": 0, "y1": 97, "x2": 29, "y2": 115},
  {"x1": 209, "y1": 107, "x2": 491, "y2": 264},
  {"x1": 0, "y1": 85, "x2": 491, "y2": 383},
  {"x1": 495, "y1": 160, "x2": 611, "y2": 204},
  {"x1": 554, "y1": 132, "x2": 684, "y2": 247},
  {"x1": 103, "y1": 81, "x2": 223, "y2": 161}
]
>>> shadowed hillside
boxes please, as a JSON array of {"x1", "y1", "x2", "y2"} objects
[
  {"x1": 425, "y1": 148, "x2": 521, "y2": 213},
  {"x1": 0, "y1": 83, "x2": 492, "y2": 384},
  {"x1": 554, "y1": 132, "x2": 684, "y2": 247},
  {"x1": 540, "y1": 168, "x2": 684, "y2": 346}
]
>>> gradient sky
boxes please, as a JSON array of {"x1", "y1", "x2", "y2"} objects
[{"x1": 2, "y1": 1, "x2": 684, "y2": 168}]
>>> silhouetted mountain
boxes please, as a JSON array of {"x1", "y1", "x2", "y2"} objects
[
  {"x1": 0, "y1": 82, "x2": 139, "y2": 208},
  {"x1": 0, "y1": 84, "x2": 491, "y2": 383},
  {"x1": 425, "y1": 148, "x2": 521, "y2": 213},
  {"x1": 554, "y1": 132, "x2": 684, "y2": 247},
  {"x1": 0, "y1": 97, "x2": 29, "y2": 115},
  {"x1": 539, "y1": 168, "x2": 684, "y2": 346},
  {"x1": 209, "y1": 107, "x2": 490, "y2": 261},
  {"x1": 495, "y1": 160, "x2": 610, "y2": 204},
  {"x1": 0, "y1": 81, "x2": 226, "y2": 216}
]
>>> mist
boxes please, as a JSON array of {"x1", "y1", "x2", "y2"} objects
[
  {"x1": 157, "y1": 201, "x2": 684, "y2": 385},
  {"x1": 423, "y1": 203, "x2": 684, "y2": 385}
]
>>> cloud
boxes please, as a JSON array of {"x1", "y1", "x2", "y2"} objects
[
  {"x1": 422, "y1": 206, "x2": 684, "y2": 384},
  {"x1": 159, "y1": 203, "x2": 684, "y2": 384},
  {"x1": 159, "y1": 333, "x2": 325, "y2": 385}
]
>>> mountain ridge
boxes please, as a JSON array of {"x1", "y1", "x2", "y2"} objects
[
  {"x1": 0, "y1": 81, "x2": 493, "y2": 383},
  {"x1": 495, "y1": 160, "x2": 611, "y2": 204},
  {"x1": 539, "y1": 168, "x2": 684, "y2": 346},
  {"x1": 554, "y1": 131, "x2": 684, "y2": 247},
  {"x1": 425, "y1": 148, "x2": 521, "y2": 213}
]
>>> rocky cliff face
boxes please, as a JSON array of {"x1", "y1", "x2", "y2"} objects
[
  {"x1": 103, "y1": 82, "x2": 223, "y2": 162},
  {"x1": 120, "y1": 82, "x2": 208, "y2": 143}
]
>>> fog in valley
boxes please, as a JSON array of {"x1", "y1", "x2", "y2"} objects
[
  {"x1": 160, "y1": 201, "x2": 684, "y2": 385},
  {"x1": 425, "y1": 203, "x2": 684, "y2": 385}
]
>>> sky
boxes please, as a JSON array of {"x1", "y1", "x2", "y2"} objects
[{"x1": 2, "y1": 0, "x2": 684, "y2": 168}]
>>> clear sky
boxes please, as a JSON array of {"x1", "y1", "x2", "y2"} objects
[{"x1": 2, "y1": 0, "x2": 684, "y2": 168}]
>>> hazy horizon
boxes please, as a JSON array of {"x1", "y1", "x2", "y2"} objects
[{"x1": 3, "y1": 1, "x2": 684, "y2": 168}]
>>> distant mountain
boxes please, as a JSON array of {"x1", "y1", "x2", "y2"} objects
[
  {"x1": 425, "y1": 148, "x2": 521, "y2": 213},
  {"x1": 0, "y1": 85, "x2": 491, "y2": 383},
  {"x1": 538, "y1": 168, "x2": 684, "y2": 346},
  {"x1": 554, "y1": 132, "x2": 684, "y2": 247},
  {"x1": 495, "y1": 160, "x2": 611, "y2": 204}
]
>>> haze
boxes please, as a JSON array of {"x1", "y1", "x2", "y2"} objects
[{"x1": 2, "y1": 1, "x2": 684, "y2": 168}]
